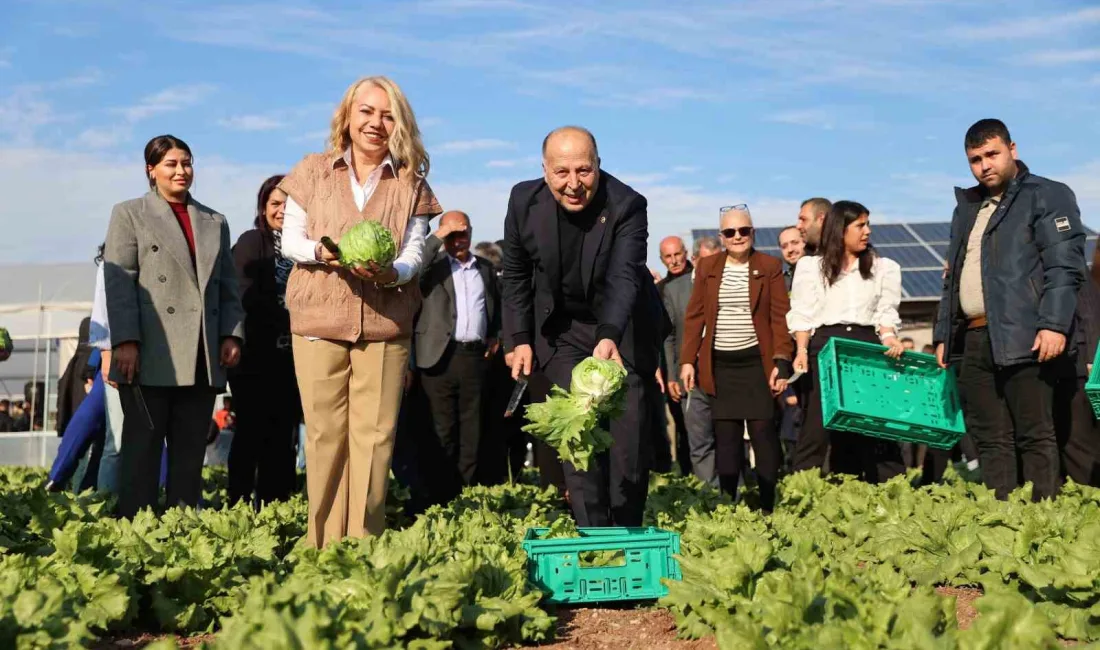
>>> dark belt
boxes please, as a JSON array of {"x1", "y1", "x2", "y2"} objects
[
  {"x1": 967, "y1": 315, "x2": 987, "y2": 330},
  {"x1": 453, "y1": 340, "x2": 487, "y2": 352}
]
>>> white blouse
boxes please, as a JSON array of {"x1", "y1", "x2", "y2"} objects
[
  {"x1": 280, "y1": 152, "x2": 430, "y2": 286},
  {"x1": 787, "y1": 255, "x2": 902, "y2": 333}
]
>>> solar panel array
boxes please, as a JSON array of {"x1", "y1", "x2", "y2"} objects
[{"x1": 689, "y1": 222, "x2": 1098, "y2": 300}]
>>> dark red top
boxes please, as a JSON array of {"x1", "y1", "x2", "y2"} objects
[{"x1": 168, "y1": 201, "x2": 196, "y2": 264}]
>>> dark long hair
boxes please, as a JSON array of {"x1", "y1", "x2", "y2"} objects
[
  {"x1": 820, "y1": 200, "x2": 876, "y2": 286},
  {"x1": 95, "y1": 243, "x2": 105, "y2": 265},
  {"x1": 254, "y1": 174, "x2": 286, "y2": 230},
  {"x1": 144, "y1": 135, "x2": 192, "y2": 188}
]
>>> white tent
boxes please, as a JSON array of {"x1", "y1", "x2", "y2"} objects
[{"x1": 0, "y1": 262, "x2": 97, "y2": 412}]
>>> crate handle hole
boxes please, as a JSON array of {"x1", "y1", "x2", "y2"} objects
[{"x1": 578, "y1": 549, "x2": 627, "y2": 568}]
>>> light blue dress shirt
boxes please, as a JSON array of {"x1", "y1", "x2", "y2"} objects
[{"x1": 449, "y1": 255, "x2": 487, "y2": 343}]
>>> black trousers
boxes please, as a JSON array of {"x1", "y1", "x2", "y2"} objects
[
  {"x1": 421, "y1": 342, "x2": 489, "y2": 492},
  {"x1": 541, "y1": 321, "x2": 654, "y2": 527},
  {"x1": 667, "y1": 398, "x2": 692, "y2": 476},
  {"x1": 1054, "y1": 377, "x2": 1100, "y2": 487},
  {"x1": 958, "y1": 328, "x2": 1061, "y2": 500},
  {"x1": 921, "y1": 434, "x2": 979, "y2": 484},
  {"x1": 793, "y1": 324, "x2": 906, "y2": 483},
  {"x1": 118, "y1": 384, "x2": 216, "y2": 517},
  {"x1": 481, "y1": 352, "x2": 530, "y2": 484},
  {"x1": 228, "y1": 366, "x2": 301, "y2": 508},
  {"x1": 714, "y1": 419, "x2": 779, "y2": 510}
]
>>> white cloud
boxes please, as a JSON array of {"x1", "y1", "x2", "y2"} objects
[
  {"x1": 767, "y1": 108, "x2": 835, "y2": 130},
  {"x1": 619, "y1": 172, "x2": 670, "y2": 185},
  {"x1": 1026, "y1": 48, "x2": 1100, "y2": 65},
  {"x1": 218, "y1": 114, "x2": 286, "y2": 131},
  {"x1": 435, "y1": 138, "x2": 515, "y2": 154},
  {"x1": 952, "y1": 7, "x2": 1100, "y2": 40},
  {"x1": 290, "y1": 130, "x2": 331, "y2": 145},
  {"x1": 75, "y1": 125, "x2": 131, "y2": 149},
  {"x1": 0, "y1": 147, "x2": 280, "y2": 263},
  {"x1": 485, "y1": 156, "x2": 539, "y2": 169},
  {"x1": 671, "y1": 165, "x2": 699, "y2": 174},
  {"x1": 114, "y1": 84, "x2": 217, "y2": 122}
]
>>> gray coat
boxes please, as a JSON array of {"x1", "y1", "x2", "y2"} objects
[
  {"x1": 413, "y1": 234, "x2": 501, "y2": 370},
  {"x1": 661, "y1": 272, "x2": 695, "y2": 381},
  {"x1": 103, "y1": 191, "x2": 245, "y2": 388}
]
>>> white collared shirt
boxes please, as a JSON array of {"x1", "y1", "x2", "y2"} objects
[
  {"x1": 787, "y1": 255, "x2": 902, "y2": 333},
  {"x1": 449, "y1": 254, "x2": 488, "y2": 343},
  {"x1": 281, "y1": 151, "x2": 430, "y2": 286}
]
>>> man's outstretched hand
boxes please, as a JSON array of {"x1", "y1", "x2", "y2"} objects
[
  {"x1": 510, "y1": 344, "x2": 534, "y2": 380},
  {"x1": 593, "y1": 339, "x2": 623, "y2": 366}
]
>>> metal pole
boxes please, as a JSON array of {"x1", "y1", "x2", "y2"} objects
[
  {"x1": 44, "y1": 312, "x2": 52, "y2": 432},
  {"x1": 31, "y1": 283, "x2": 42, "y2": 432}
]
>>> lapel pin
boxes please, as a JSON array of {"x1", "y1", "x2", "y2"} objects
[
  {"x1": 752, "y1": 269, "x2": 759, "y2": 276},
  {"x1": 600, "y1": 215, "x2": 606, "y2": 223}
]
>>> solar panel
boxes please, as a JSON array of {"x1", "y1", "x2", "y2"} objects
[
  {"x1": 753, "y1": 227, "x2": 789, "y2": 246},
  {"x1": 908, "y1": 222, "x2": 951, "y2": 242},
  {"x1": 878, "y1": 245, "x2": 941, "y2": 268},
  {"x1": 870, "y1": 224, "x2": 918, "y2": 245},
  {"x1": 932, "y1": 243, "x2": 949, "y2": 258},
  {"x1": 902, "y1": 269, "x2": 944, "y2": 299},
  {"x1": 1087, "y1": 237, "x2": 1097, "y2": 266}
]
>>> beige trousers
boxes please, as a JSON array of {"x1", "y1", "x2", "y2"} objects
[{"x1": 293, "y1": 335, "x2": 410, "y2": 548}]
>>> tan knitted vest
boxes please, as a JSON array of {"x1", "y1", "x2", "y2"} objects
[{"x1": 279, "y1": 153, "x2": 439, "y2": 342}]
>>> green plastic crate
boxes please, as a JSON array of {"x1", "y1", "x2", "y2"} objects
[
  {"x1": 817, "y1": 337, "x2": 966, "y2": 450},
  {"x1": 1086, "y1": 344, "x2": 1100, "y2": 418},
  {"x1": 521, "y1": 526, "x2": 681, "y2": 605}
]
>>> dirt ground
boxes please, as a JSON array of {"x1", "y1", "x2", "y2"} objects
[{"x1": 520, "y1": 606, "x2": 718, "y2": 650}]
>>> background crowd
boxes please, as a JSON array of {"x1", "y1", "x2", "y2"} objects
[{"x1": 24, "y1": 75, "x2": 1100, "y2": 549}]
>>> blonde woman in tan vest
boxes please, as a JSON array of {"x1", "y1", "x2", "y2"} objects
[{"x1": 279, "y1": 76, "x2": 442, "y2": 547}]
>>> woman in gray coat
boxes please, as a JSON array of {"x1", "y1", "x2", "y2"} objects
[{"x1": 103, "y1": 134, "x2": 244, "y2": 517}]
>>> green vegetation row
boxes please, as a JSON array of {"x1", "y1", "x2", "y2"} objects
[{"x1": 1, "y1": 465, "x2": 1097, "y2": 649}]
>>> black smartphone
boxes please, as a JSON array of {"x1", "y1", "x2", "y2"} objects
[{"x1": 319, "y1": 236, "x2": 341, "y2": 257}]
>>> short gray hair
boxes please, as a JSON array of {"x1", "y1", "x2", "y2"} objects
[{"x1": 693, "y1": 236, "x2": 720, "y2": 256}]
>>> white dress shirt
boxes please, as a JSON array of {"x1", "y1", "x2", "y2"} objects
[
  {"x1": 449, "y1": 255, "x2": 488, "y2": 343},
  {"x1": 89, "y1": 263, "x2": 112, "y2": 351},
  {"x1": 787, "y1": 255, "x2": 902, "y2": 333},
  {"x1": 281, "y1": 151, "x2": 430, "y2": 286}
]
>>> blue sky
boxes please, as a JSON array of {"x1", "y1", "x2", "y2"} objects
[{"x1": 1, "y1": 0, "x2": 1098, "y2": 268}]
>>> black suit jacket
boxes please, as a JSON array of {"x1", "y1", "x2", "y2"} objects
[
  {"x1": 414, "y1": 234, "x2": 501, "y2": 370},
  {"x1": 501, "y1": 172, "x2": 667, "y2": 374}
]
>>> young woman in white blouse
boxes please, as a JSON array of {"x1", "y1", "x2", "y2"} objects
[{"x1": 787, "y1": 201, "x2": 907, "y2": 482}]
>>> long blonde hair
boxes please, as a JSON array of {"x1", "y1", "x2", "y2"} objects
[{"x1": 328, "y1": 76, "x2": 430, "y2": 177}]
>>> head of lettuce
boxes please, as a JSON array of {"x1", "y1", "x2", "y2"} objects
[
  {"x1": 339, "y1": 220, "x2": 397, "y2": 269},
  {"x1": 523, "y1": 357, "x2": 628, "y2": 471}
]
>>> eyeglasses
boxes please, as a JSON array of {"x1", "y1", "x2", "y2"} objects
[
  {"x1": 719, "y1": 203, "x2": 749, "y2": 215},
  {"x1": 720, "y1": 227, "x2": 754, "y2": 239}
]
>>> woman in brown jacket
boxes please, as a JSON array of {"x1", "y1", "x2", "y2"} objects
[
  {"x1": 680, "y1": 206, "x2": 792, "y2": 509},
  {"x1": 280, "y1": 76, "x2": 442, "y2": 547}
]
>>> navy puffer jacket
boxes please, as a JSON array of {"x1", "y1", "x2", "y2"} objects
[{"x1": 934, "y1": 161, "x2": 1087, "y2": 367}]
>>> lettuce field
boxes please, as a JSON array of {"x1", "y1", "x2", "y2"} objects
[{"x1": 1, "y1": 465, "x2": 1099, "y2": 649}]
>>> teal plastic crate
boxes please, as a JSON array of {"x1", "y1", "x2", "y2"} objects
[
  {"x1": 817, "y1": 337, "x2": 966, "y2": 450},
  {"x1": 521, "y1": 526, "x2": 681, "y2": 605},
  {"x1": 1086, "y1": 344, "x2": 1100, "y2": 418}
]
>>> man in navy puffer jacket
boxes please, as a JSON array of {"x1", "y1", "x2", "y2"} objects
[{"x1": 934, "y1": 118, "x2": 1086, "y2": 501}]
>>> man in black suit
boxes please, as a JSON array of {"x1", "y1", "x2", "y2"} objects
[
  {"x1": 503, "y1": 126, "x2": 666, "y2": 527},
  {"x1": 415, "y1": 211, "x2": 501, "y2": 498}
]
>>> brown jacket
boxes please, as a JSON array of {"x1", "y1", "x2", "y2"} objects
[
  {"x1": 279, "y1": 153, "x2": 442, "y2": 343},
  {"x1": 680, "y1": 250, "x2": 792, "y2": 397}
]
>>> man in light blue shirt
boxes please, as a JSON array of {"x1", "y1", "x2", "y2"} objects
[{"x1": 414, "y1": 211, "x2": 501, "y2": 498}]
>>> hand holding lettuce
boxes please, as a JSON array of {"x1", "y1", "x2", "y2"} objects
[{"x1": 522, "y1": 357, "x2": 628, "y2": 471}]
